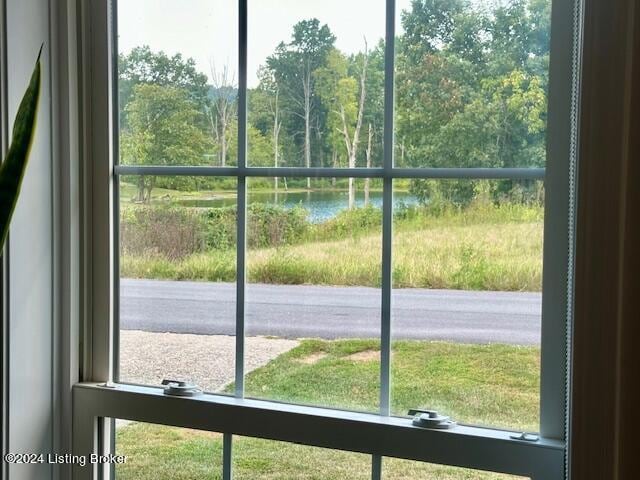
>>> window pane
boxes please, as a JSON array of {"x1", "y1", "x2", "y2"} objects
[
  {"x1": 242, "y1": 177, "x2": 382, "y2": 412},
  {"x1": 383, "y1": 457, "x2": 530, "y2": 480},
  {"x1": 118, "y1": 176, "x2": 237, "y2": 394},
  {"x1": 247, "y1": 0, "x2": 385, "y2": 171},
  {"x1": 115, "y1": 420, "x2": 222, "y2": 479},
  {"x1": 394, "y1": 0, "x2": 550, "y2": 168},
  {"x1": 391, "y1": 179, "x2": 543, "y2": 431},
  {"x1": 117, "y1": 0, "x2": 238, "y2": 167},
  {"x1": 233, "y1": 436, "x2": 371, "y2": 479}
]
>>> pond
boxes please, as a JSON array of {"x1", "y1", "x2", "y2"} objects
[{"x1": 177, "y1": 190, "x2": 419, "y2": 222}]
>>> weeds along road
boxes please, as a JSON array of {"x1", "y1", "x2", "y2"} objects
[{"x1": 119, "y1": 278, "x2": 542, "y2": 345}]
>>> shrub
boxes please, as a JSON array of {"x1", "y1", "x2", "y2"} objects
[
  {"x1": 121, "y1": 203, "x2": 311, "y2": 260},
  {"x1": 246, "y1": 203, "x2": 309, "y2": 248},
  {"x1": 311, "y1": 205, "x2": 382, "y2": 240},
  {"x1": 201, "y1": 203, "x2": 309, "y2": 249},
  {"x1": 120, "y1": 205, "x2": 204, "y2": 260}
]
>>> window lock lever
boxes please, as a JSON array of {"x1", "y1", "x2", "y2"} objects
[
  {"x1": 161, "y1": 379, "x2": 203, "y2": 397},
  {"x1": 408, "y1": 409, "x2": 457, "y2": 430}
]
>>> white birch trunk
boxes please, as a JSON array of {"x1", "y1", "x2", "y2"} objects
[{"x1": 364, "y1": 124, "x2": 373, "y2": 205}]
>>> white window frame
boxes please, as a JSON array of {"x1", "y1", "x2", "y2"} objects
[{"x1": 72, "y1": 0, "x2": 582, "y2": 478}]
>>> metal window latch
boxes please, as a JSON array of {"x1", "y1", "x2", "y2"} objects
[
  {"x1": 509, "y1": 432, "x2": 539, "y2": 442},
  {"x1": 161, "y1": 379, "x2": 202, "y2": 397},
  {"x1": 408, "y1": 409, "x2": 457, "y2": 430}
]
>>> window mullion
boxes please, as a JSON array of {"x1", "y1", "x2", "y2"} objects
[
  {"x1": 227, "y1": 1, "x2": 248, "y2": 479},
  {"x1": 376, "y1": 2, "x2": 396, "y2": 478},
  {"x1": 380, "y1": 0, "x2": 395, "y2": 420},
  {"x1": 223, "y1": 432, "x2": 233, "y2": 480},
  {"x1": 235, "y1": 0, "x2": 248, "y2": 400}
]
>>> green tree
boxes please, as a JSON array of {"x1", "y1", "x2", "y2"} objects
[
  {"x1": 400, "y1": 0, "x2": 466, "y2": 62},
  {"x1": 412, "y1": 69, "x2": 547, "y2": 204},
  {"x1": 118, "y1": 46, "x2": 209, "y2": 126},
  {"x1": 397, "y1": 0, "x2": 550, "y2": 203},
  {"x1": 227, "y1": 121, "x2": 273, "y2": 168},
  {"x1": 316, "y1": 44, "x2": 371, "y2": 208},
  {"x1": 120, "y1": 84, "x2": 212, "y2": 201},
  {"x1": 266, "y1": 19, "x2": 336, "y2": 187}
]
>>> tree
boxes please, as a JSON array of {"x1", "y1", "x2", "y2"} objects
[
  {"x1": 206, "y1": 64, "x2": 237, "y2": 166},
  {"x1": 118, "y1": 46, "x2": 209, "y2": 126},
  {"x1": 251, "y1": 68, "x2": 284, "y2": 190},
  {"x1": 397, "y1": 0, "x2": 550, "y2": 203},
  {"x1": 227, "y1": 121, "x2": 273, "y2": 168},
  {"x1": 120, "y1": 84, "x2": 212, "y2": 202},
  {"x1": 412, "y1": 69, "x2": 547, "y2": 204},
  {"x1": 316, "y1": 43, "x2": 371, "y2": 208},
  {"x1": 267, "y1": 19, "x2": 336, "y2": 188},
  {"x1": 400, "y1": 0, "x2": 466, "y2": 62}
]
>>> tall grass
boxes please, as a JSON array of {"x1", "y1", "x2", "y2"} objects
[{"x1": 121, "y1": 203, "x2": 543, "y2": 291}]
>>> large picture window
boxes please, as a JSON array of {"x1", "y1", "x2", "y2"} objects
[{"x1": 74, "y1": 0, "x2": 579, "y2": 478}]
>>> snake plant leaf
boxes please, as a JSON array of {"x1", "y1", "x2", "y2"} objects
[{"x1": 0, "y1": 45, "x2": 42, "y2": 250}]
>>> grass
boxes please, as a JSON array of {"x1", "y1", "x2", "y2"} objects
[
  {"x1": 116, "y1": 340, "x2": 539, "y2": 479},
  {"x1": 116, "y1": 425, "x2": 525, "y2": 479},
  {"x1": 121, "y1": 207, "x2": 543, "y2": 291}
]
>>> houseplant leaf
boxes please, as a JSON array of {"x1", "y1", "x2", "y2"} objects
[{"x1": 0, "y1": 45, "x2": 42, "y2": 250}]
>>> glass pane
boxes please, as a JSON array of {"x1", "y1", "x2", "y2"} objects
[
  {"x1": 383, "y1": 457, "x2": 530, "y2": 480},
  {"x1": 233, "y1": 436, "x2": 371, "y2": 479},
  {"x1": 118, "y1": 176, "x2": 237, "y2": 394},
  {"x1": 395, "y1": 0, "x2": 550, "y2": 168},
  {"x1": 391, "y1": 179, "x2": 543, "y2": 431},
  {"x1": 117, "y1": 0, "x2": 238, "y2": 166},
  {"x1": 247, "y1": 0, "x2": 386, "y2": 169},
  {"x1": 242, "y1": 177, "x2": 382, "y2": 412},
  {"x1": 115, "y1": 420, "x2": 222, "y2": 479}
]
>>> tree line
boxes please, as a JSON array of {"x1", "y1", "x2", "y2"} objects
[{"x1": 119, "y1": 0, "x2": 550, "y2": 204}]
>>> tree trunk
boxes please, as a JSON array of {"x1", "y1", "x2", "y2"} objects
[
  {"x1": 220, "y1": 124, "x2": 227, "y2": 167},
  {"x1": 303, "y1": 70, "x2": 312, "y2": 189},
  {"x1": 136, "y1": 176, "x2": 145, "y2": 203},
  {"x1": 348, "y1": 177, "x2": 355, "y2": 209},
  {"x1": 273, "y1": 89, "x2": 281, "y2": 193},
  {"x1": 364, "y1": 124, "x2": 373, "y2": 206},
  {"x1": 345, "y1": 46, "x2": 368, "y2": 209},
  {"x1": 144, "y1": 176, "x2": 156, "y2": 203},
  {"x1": 331, "y1": 150, "x2": 337, "y2": 187}
]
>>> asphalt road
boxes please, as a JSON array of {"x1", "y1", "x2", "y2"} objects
[{"x1": 120, "y1": 279, "x2": 542, "y2": 345}]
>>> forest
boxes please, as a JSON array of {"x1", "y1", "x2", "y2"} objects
[{"x1": 118, "y1": 0, "x2": 550, "y2": 206}]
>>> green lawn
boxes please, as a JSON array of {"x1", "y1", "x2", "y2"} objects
[{"x1": 116, "y1": 340, "x2": 539, "y2": 479}]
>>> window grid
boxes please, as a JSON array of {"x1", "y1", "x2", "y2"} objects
[{"x1": 109, "y1": 0, "x2": 557, "y2": 479}]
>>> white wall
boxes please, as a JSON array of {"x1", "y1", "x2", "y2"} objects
[{"x1": 2, "y1": 0, "x2": 55, "y2": 478}]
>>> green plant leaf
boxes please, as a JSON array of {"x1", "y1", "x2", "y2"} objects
[{"x1": 0, "y1": 45, "x2": 42, "y2": 250}]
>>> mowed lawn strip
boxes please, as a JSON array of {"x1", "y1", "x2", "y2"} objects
[{"x1": 116, "y1": 340, "x2": 539, "y2": 479}]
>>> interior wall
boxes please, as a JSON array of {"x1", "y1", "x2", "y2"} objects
[{"x1": 1, "y1": 0, "x2": 55, "y2": 478}]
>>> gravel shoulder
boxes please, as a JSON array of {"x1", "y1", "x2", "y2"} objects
[{"x1": 120, "y1": 330, "x2": 299, "y2": 392}]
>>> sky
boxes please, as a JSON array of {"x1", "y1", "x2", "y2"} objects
[{"x1": 118, "y1": 0, "x2": 413, "y2": 88}]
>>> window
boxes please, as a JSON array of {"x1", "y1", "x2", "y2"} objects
[{"x1": 76, "y1": 0, "x2": 580, "y2": 478}]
